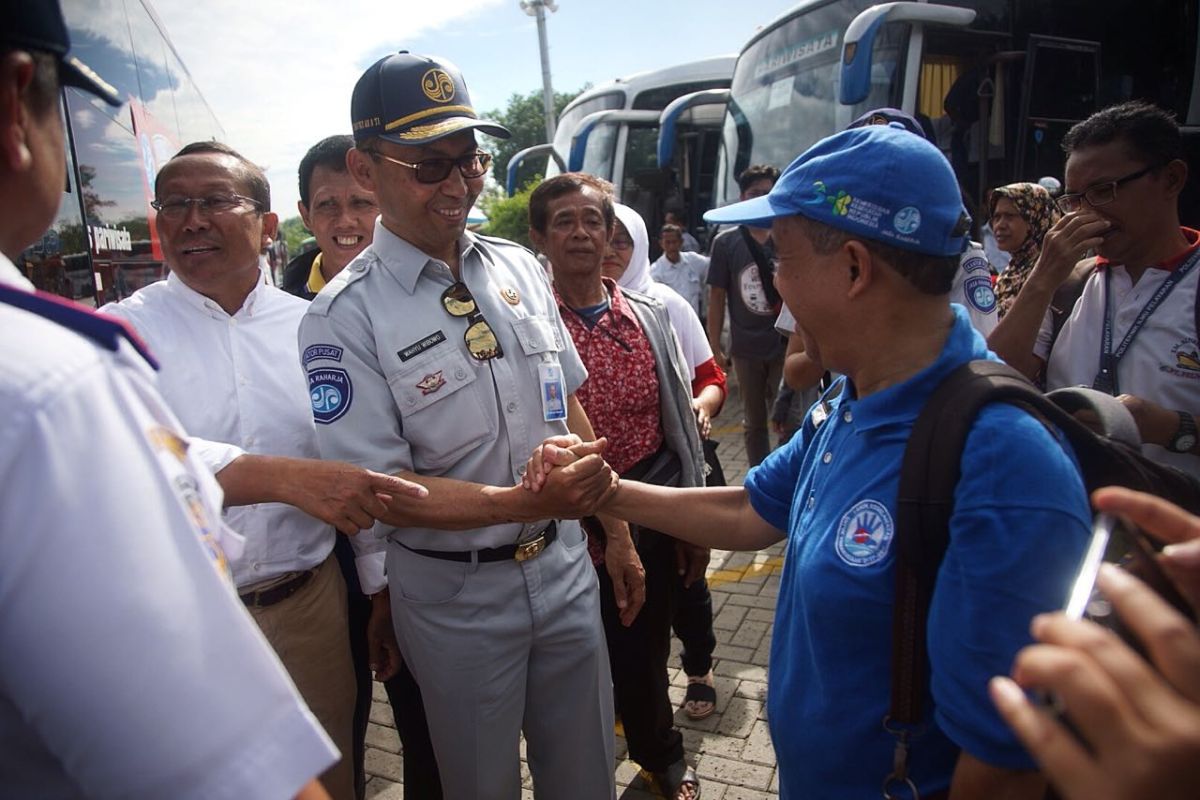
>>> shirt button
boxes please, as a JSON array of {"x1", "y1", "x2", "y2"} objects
[
  {"x1": 822, "y1": 451, "x2": 833, "y2": 464},
  {"x1": 807, "y1": 495, "x2": 815, "y2": 509},
  {"x1": 517, "y1": 464, "x2": 527, "y2": 476},
  {"x1": 454, "y1": 368, "x2": 466, "y2": 380},
  {"x1": 406, "y1": 396, "x2": 416, "y2": 406},
  {"x1": 843, "y1": 410, "x2": 853, "y2": 423},
  {"x1": 507, "y1": 402, "x2": 518, "y2": 413},
  {"x1": 229, "y1": 318, "x2": 238, "y2": 326},
  {"x1": 528, "y1": 339, "x2": 540, "y2": 349},
  {"x1": 253, "y1": 562, "x2": 262, "y2": 572}
]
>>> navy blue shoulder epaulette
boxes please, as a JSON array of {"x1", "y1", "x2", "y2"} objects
[{"x1": 0, "y1": 285, "x2": 158, "y2": 369}]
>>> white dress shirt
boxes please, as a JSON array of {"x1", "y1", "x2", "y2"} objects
[
  {"x1": 1, "y1": 256, "x2": 337, "y2": 798},
  {"x1": 104, "y1": 272, "x2": 336, "y2": 588}
]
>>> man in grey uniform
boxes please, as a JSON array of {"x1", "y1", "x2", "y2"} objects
[{"x1": 299, "y1": 51, "x2": 642, "y2": 799}]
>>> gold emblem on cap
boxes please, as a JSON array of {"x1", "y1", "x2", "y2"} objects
[
  {"x1": 501, "y1": 287, "x2": 520, "y2": 305},
  {"x1": 422, "y1": 69, "x2": 456, "y2": 103}
]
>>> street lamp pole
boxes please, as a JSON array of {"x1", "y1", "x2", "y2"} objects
[{"x1": 520, "y1": 0, "x2": 558, "y2": 143}]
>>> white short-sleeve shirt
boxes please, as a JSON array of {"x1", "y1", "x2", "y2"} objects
[{"x1": 0, "y1": 258, "x2": 337, "y2": 799}]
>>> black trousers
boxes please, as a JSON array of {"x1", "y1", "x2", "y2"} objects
[
  {"x1": 597, "y1": 528, "x2": 684, "y2": 773},
  {"x1": 671, "y1": 576, "x2": 716, "y2": 676},
  {"x1": 334, "y1": 536, "x2": 442, "y2": 799}
]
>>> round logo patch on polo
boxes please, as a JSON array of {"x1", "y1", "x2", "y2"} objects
[
  {"x1": 894, "y1": 206, "x2": 922, "y2": 235},
  {"x1": 421, "y1": 68, "x2": 455, "y2": 103},
  {"x1": 309, "y1": 367, "x2": 353, "y2": 424},
  {"x1": 834, "y1": 499, "x2": 894, "y2": 567},
  {"x1": 964, "y1": 274, "x2": 997, "y2": 314}
]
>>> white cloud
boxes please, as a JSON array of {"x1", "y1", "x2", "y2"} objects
[{"x1": 151, "y1": 0, "x2": 506, "y2": 219}]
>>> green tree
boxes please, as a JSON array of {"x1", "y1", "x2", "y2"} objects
[
  {"x1": 482, "y1": 87, "x2": 583, "y2": 190},
  {"x1": 480, "y1": 181, "x2": 538, "y2": 249},
  {"x1": 278, "y1": 216, "x2": 311, "y2": 257}
]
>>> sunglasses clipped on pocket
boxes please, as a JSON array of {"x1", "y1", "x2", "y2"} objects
[{"x1": 440, "y1": 282, "x2": 503, "y2": 361}]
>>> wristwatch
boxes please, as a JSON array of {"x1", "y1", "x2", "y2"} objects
[{"x1": 1168, "y1": 411, "x2": 1197, "y2": 453}]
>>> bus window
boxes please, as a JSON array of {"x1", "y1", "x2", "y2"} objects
[{"x1": 580, "y1": 122, "x2": 619, "y2": 181}]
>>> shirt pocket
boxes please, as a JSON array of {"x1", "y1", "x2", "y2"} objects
[
  {"x1": 510, "y1": 315, "x2": 565, "y2": 357},
  {"x1": 386, "y1": 346, "x2": 495, "y2": 471}
]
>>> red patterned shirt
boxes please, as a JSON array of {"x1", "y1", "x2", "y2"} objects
[{"x1": 557, "y1": 279, "x2": 663, "y2": 475}]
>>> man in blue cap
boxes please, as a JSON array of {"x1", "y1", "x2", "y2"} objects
[
  {"x1": 535, "y1": 124, "x2": 1092, "y2": 797},
  {"x1": 300, "y1": 52, "x2": 631, "y2": 798}
]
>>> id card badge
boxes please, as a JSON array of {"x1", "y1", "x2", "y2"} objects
[{"x1": 539, "y1": 361, "x2": 567, "y2": 422}]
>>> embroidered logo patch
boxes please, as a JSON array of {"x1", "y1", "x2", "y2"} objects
[
  {"x1": 416, "y1": 371, "x2": 446, "y2": 395},
  {"x1": 834, "y1": 499, "x2": 894, "y2": 567},
  {"x1": 1163, "y1": 337, "x2": 1200, "y2": 379},
  {"x1": 961, "y1": 254, "x2": 990, "y2": 275},
  {"x1": 309, "y1": 367, "x2": 353, "y2": 424},
  {"x1": 303, "y1": 344, "x2": 343, "y2": 365},
  {"x1": 963, "y1": 274, "x2": 997, "y2": 314},
  {"x1": 893, "y1": 206, "x2": 922, "y2": 235}
]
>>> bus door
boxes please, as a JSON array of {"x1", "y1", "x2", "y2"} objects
[{"x1": 1013, "y1": 36, "x2": 1101, "y2": 181}]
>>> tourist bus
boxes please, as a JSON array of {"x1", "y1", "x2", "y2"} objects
[
  {"x1": 508, "y1": 55, "x2": 735, "y2": 250},
  {"x1": 716, "y1": 0, "x2": 1200, "y2": 226},
  {"x1": 17, "y1": 0, "x2": 225, "y2": 306}
]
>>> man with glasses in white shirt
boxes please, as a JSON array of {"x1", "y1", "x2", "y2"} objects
[
  {"x1": 989, "y1": 101, "x2": 1200, "y2": 479},
  {"x1": 298, "y1": 51, "x2": 637, "y2": 799},
  {"x1": 103, "y1": 140, "x2": 428, "y2": 800}
]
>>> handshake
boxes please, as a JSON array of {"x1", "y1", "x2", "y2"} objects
[{"x1": 517, "y1": 434, "x2": 621, "y2": 519}]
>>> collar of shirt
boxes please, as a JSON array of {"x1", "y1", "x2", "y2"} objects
[
  {"x1": 556, "y1": 276, "x2": 639, "y2": 326},
  {"x1": 369, "y1": 217, "x2": 483, "y2": 294},
  {"x1": 838, "y1": 305, "x2": 988, "y2": 434},
  {"x1": 165, "y1": 270, "x2": 266, "y2": 320},
  {"x1": 0, "y1": 252, "x2": 33, "y2": 290},
  {"x1": 305, "y1": 251, "x2": 326, "y2": 294},
  {"x1": 1095, "y1": 226, "x2": 1200, "y2": 271}
]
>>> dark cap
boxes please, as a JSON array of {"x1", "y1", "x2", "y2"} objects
[
  {"x1": 847, "y1": 107, "x2": 930, "y2": 141},
  {"x1": 351, "y1": 51, "x2": 510, "y2": 146},
  {"x1": 0, "y1": 0, "x2": 121, "y2": 106}
]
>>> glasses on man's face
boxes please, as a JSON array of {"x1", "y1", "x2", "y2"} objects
[
  {"x1": 151, "y1": 194, "x2": 262, "y2": 220},
  {"x1": 441, "y1": 282, "x2": 503, "y2": 360},
  {"x1": 369, "y1": 149, "x2": 492, "y2": 184},
  {"x1": 1055, "y1": 163, "x2": 1163, "y2": 214}
]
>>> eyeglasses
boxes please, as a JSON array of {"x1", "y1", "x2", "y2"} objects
[
  {"x1": 368, "y1": 149, "x2": 492, "y2": 184},
  {"x1": 609, "y1": 236, "x2": 633, "y2": 251},
  {"x1": 441, "y1": 282, "x2": 503, "y2": 360},
  {"x1": 1055, "y1": 163, "x2": 1163, "y2": 214},
  {"x1": 151, "y1": 194, "x2": 263, "y2": 220}
]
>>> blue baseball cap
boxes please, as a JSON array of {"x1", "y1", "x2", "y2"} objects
[
  {"x1": 351, "y1": 51, "x2": 510, "y2": 146},
  {"x1": 704, "y1": 124, "x2": 970, "y2": 257}
]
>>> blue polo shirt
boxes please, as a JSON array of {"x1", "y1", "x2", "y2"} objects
[{"x1": 746, "y1": 306, "x2": 1090, "y2": 798}]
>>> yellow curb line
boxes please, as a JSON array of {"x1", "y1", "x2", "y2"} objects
[{"x1": 706, "y1": 555, "x2": 785, "y2": 590}]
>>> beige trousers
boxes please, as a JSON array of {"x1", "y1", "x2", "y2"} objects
[{"x1": 249, "y1": 555, "x2": 356, "y2": 800}]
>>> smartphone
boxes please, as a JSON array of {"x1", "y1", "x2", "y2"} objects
[{"x1": 1070, "y1": 513, "x2": 1195, "y2": 638}]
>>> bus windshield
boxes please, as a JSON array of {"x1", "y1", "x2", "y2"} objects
[
  {"x1": 550, "y1": 90, "x2": 624, "y2": 177},
  {"x1": 719, "y1": 0, "x2": 906, "y2": 204}
]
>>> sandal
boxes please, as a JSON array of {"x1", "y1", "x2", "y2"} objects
[
  {"x1": 683, "y1": 672, "x2": 716, "y2": 720},
  {"x1": 655, "y1": 759, "x2": 702, "y2": 800}
]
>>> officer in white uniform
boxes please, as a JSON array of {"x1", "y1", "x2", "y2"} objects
[
  {"x1": 299, "y1": 52, "x2": 632, "y2": 799},
  {"x1": 0, "y1": 3, "x2": 337, "y2": 797}
]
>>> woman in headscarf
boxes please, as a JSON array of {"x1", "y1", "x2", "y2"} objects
[
  {"x1": 990, "y1": 182, "x2": 1061, "y2": 317},
  {"x1": 604, "y1": 203, "x2": 726, "y2": 726}
]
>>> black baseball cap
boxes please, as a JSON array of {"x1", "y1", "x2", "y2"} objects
[
  {"x1": 1, "y1": 0, "x2": 121, "y2": 106},
  {"x1": 351, "y1": 51, "x2": 509, "y2": 146}
]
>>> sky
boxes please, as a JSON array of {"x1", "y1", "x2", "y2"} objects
[{"x1": 150, "y1": 0, "x2": 798, "y2": 220}]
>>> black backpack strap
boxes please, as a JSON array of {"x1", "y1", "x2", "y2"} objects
[
  {"x1": 891, "y1": 359, "x2": 1200, "y2": 728},
  {"x1": 891, "y1": 360, "x2": 1043, "y2": 724},
  {"x1": 738, "y1": 225, "x2": 783, "y2": 311}
]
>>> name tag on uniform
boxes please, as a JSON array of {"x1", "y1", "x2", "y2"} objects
[{"x1": 539, "y1": 361, "x2": 567, "y2": 422}]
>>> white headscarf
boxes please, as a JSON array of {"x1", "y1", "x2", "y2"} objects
[{"x1": 612, "y1": 203, "x2": 713, "y2": 381}]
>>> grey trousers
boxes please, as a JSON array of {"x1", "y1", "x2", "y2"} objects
[
  {"x1": 386, "y1": 520, "x2": 615, "y2": 800},
  {"x1": 733, "y1": 354, "x2": 785, "y2": 467}
]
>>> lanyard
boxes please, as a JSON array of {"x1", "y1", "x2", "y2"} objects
[{"x1": 1093, "y1": 245, "x2": 1200, "y2": 394}]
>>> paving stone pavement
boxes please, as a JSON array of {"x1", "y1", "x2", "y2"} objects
[{"x1": 364, "y1": 372, "x2": 785, "y2": 799}]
